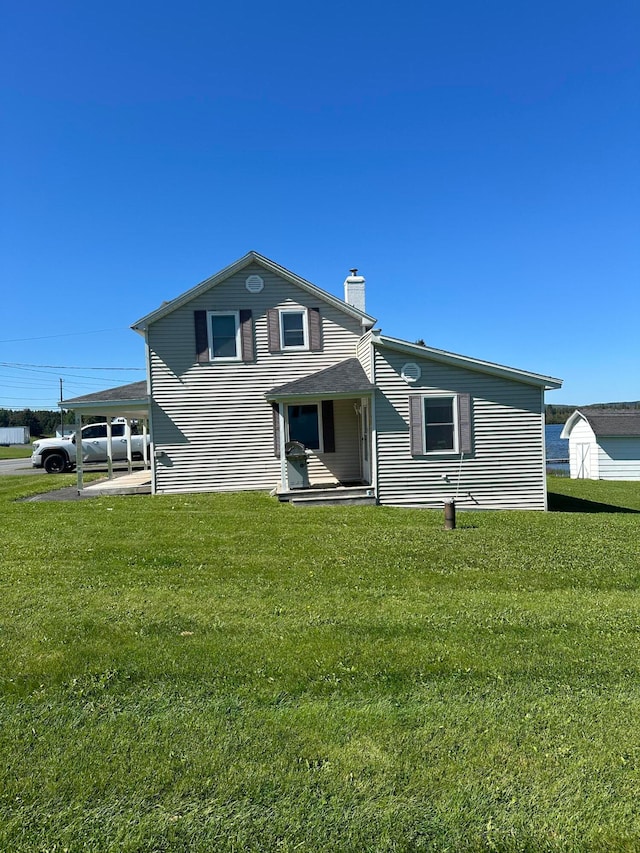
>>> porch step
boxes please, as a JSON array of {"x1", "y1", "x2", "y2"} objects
[{"x1": 279, "y1": 484, "x2": 377, "y2": 507}]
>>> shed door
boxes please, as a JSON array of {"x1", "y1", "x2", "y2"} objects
[{"x1": 576, "y1": 443, "x2": 591, "y2": 479}]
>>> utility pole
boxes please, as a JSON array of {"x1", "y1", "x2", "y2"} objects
[{"x1": 59, "y1": 378, "x2": 64, "y2": 439}]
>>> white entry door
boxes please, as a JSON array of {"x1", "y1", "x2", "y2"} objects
[
  {"x1": 576, "y1": 443, "x2": 591, "y2": 478},
  {"x1": 360, "y1": 398, "x2": 371, "y2": 484}
]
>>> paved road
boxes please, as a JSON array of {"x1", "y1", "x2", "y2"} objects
[
  {"x1": 0, "y1": 459, "x2": 145, "y2": 476},
  {"x1": 0, "y1": 458, "x2": 38, "y2": 475}
]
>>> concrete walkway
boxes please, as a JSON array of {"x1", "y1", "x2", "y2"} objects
[{"x1": 81, "y1": 469, "x2": 152, "y2": 496}]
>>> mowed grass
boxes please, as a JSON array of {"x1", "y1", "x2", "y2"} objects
[
  {"x1": 0, "y1": 444, "x2": 33, "y2": 459},
  {"x1": 1, "y1": 476, "x2": 640, "y2": 851}
]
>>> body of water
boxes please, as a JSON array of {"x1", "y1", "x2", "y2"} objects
[{"x1": 546, "y1": 423, "x2": 569, "y2": 473}]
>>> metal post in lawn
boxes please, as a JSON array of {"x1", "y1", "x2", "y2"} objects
[{"x1": 444, "y1": 499, "x2": 456, "y2": 530}]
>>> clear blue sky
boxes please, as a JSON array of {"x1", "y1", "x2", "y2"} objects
[{"x1": 1, "y1": 0, "x2": 638, "y2": 409}]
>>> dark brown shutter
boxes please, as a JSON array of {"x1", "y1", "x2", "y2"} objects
[
  {"x1": 321, "y1": 400, "x2": 335, "y2": 452},
  {"x1": 267, "y1": 309, "x2": 280, "y2": 352},
  {"x1": 309, "y1": 307, "x2": 322, "y2": 352},
  {"x1": 458, "y1": 393, "x2": 472, "y2": 454},
  {"x1": 272, "y1": 403, "x2": 281, "y2": 458},
  {"x1": 409, "y1": 395, "x2": 424, "y2": 455},
  {"x1": 239, "y1": 309, "x2": 254, "y2": 362},
  {"x1": 194, "y1": 311, "x2": 209, "y2": 363}
]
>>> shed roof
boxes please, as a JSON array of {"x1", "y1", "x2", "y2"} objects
[
  {"x1": 266, "y1": 358, "x2": 375, "y2": 399},
  {"x1": 579, "y1": 409, "x2": 640, "y2": 437}
]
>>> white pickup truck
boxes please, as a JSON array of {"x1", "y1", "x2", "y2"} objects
[{"x1": 32, "y1": 422, "x2": 149, "y2": 474}]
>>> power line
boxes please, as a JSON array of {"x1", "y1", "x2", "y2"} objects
[
  {"x1": 0, "y1": 328, "x2": 125, "y2": 344},
  {"x1": 0, "y1": 361, "x2": 144, "y2": 370}
]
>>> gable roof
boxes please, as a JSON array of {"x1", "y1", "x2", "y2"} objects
[
  {"x1": 373, "y1": 333, "x2": 562, "y2": 389},
  {"x1": 131, "y1": 251, "x2": 377, "y2": 332},
  {"x1": 266, "y1": 358, "x2": 376, "y2": 400},
  {"x1": 561, "y1": 409, "x2": 640, "y2": 438}
]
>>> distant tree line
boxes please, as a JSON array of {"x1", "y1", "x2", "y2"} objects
[
  {"x1": 0, "y1": 408, "x2": 78, "y2": 438},
  {"x1": 546, "y1": 401, "x2": 640, "y2": 425}
]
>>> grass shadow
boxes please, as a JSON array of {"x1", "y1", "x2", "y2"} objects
[{"x1": 548, "y1": 491, "x2": 640, "y2": 514}]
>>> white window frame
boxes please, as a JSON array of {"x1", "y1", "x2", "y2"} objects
[
  {"x1": 279, "y1": 308, "x2": 309, "y2": 351},
  {"x1": 286, "y1": 402, "x2": 323, "y2": 452},
  {"x1": 423, "y1": 394, "x2": 459, "y2": 455},
  {"x1": 207, "y1": 310, "x2": 241, "y2": 361}
]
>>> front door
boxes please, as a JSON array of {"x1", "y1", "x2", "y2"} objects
[{"x1": 360, "y1": 398, "x2": 371, "y2": 484}]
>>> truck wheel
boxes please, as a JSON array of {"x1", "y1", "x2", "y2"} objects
[{"x1": 43, "y1": 453, "x2": 67, "y2": 474}]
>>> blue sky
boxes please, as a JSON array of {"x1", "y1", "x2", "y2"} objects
[{"x1": 1, "y1": 0, "x2": 638, "y2": 409}]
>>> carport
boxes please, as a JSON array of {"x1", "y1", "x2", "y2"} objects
[{"x1": 60, "y1": 381, "x2": 151, "y2": 493}]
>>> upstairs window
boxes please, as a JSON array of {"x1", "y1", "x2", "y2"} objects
[
  {"x1": 280, "y1": 310, "x2": 308, "y2": 350},
  {"x1": 267, "y1": 306, "x2": 322, "y2": 353},
  {"x1": 209, "y1": 311, "x2": 240, "y2": 360}
]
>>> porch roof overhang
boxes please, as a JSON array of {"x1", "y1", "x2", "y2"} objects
[
  {"x1": 265, "y1": 358, "x2": 376, "y2": 401},
  {"x1": 59, "y1": 381, "x2": 150, "y2": 420}
]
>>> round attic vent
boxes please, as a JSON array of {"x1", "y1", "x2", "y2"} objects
[
  {"x1": 245, "y1": 274, "x2": 264, "y2": 293},
  {"x1": 401, "y1": 362, "x2": 421, "y2": 383}
]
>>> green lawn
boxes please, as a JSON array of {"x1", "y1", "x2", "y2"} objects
[
  {"x1": 0, "y1": 444, "x2": 33, "y2": 459},
  {"x1": 2, "y1": 476, "x2": 640, "y2": 851}
]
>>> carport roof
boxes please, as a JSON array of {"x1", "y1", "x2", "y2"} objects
[{"x1": 60, "y1": 381, "x2": 149, "y2": 419}]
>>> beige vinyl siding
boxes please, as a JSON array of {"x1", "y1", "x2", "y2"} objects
[
  {"x1": 355, "y1": 331, "x2": 373, "y2": 380},
  {"x1": 567, "y1": 419, "x2": 597, "y2": 479},
  {"x1": 148, "y1": 265, "x2": 363, "y2": 494},
  {"x1": 597, "y1": 438, "x2": 640, "y2": 480},
  {"x1": 373, "y1": 346, "x2": 547, "y2": 510}
]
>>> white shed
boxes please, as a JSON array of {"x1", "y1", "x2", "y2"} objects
[
  {"x1": 561, "y1": 409, "x2": 640, "y2": 480},
  {"x1": 0, "y1": 426, "x2": 31, "y2": 445}
]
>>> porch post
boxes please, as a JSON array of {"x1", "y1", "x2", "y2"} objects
[
  {"x1": 142, "y1": 419, "x2": 149, "y2": 469},
  {"x1": 125, "y1": 417, "x2": 133, "y2": 474},
  {"x1": 106, "y1": 415, "x2": 113, "y2": 480},
  {"x1": 279, "y1": 404, "x2": 287, "y2": 489},
  {"x1": 75, "y1": 412, "x2": 83, "y2": 493}
]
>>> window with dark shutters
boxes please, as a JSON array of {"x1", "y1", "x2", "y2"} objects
[
  {"x1": 409, "y1": 393, "x2": 474, "y2": 455},
  {"x1": 194, "y1": 310, "x2": 255, "y2": 362}
]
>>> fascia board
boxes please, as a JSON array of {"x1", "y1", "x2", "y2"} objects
[
  {"x1": 374, "y1": 333, "x2": 563, "y2": 390},
  {"x1": 560, "y1": 410, "x2": 584, "y2": 438},
  {"x1": 131, "y1": 251, "x2": 377, "y2": 331},
  {"x1": 266, "y1": 390, "x2": 375, "y2": 403}
]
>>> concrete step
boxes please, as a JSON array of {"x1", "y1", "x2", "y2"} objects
[{"x1": 290, "y1": 493, "x2": 377, "y2": 507}]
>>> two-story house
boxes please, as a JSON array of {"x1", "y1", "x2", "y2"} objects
[{"x1": 63, "y1": 251, "x2": 562, "y2": 509}]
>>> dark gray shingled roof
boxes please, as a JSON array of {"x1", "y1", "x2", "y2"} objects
[
  {"x1": 63, "y1": 381, "x2": 148, "y2": 406},
  {"x1": 267, "y1": 358, "x2": 376, "y2": 398},
  {"x1": 582, "y1": 409, "x2": 640, "y2": 436}
]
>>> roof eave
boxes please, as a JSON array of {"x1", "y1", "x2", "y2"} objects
[{"x1": 373, "y1": 333, "x2": 563, "y2": 389}]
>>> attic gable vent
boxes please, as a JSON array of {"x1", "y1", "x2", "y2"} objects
[
  {"x1": 401, "y1": 362, "x2": 421, "y2": 383},
  {"x1": 245, "y1": 275, "x2": 264, "y2": 293}
]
